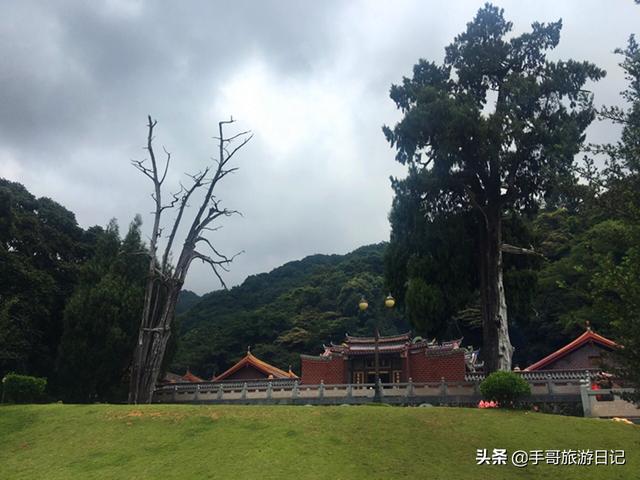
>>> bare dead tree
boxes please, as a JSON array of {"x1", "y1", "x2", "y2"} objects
[{"x1": 128, "y1": 115, "x2": 251, "y2": 404}]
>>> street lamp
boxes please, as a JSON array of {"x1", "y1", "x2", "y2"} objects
[
  {"x1": 358, "y1": 297, "x2": 369, "y2": 312},
  {"x1": 385, "y1": 294, "x2": 395, "y2": 309},
  {"x1": 358, "y1": 294, "x2": 395, "y2": 402}
]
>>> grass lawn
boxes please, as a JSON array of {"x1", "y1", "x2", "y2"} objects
[{"x1": 0, "y1": 404, "x2": 638, "y2": 479}]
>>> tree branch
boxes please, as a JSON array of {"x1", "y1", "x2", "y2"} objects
[
  {"x1": 131, "y1": 159, "x2": 155, "y2": 181},
  {"x1": 184, "y1": 121, "x2": 250, "y2": 244},
  {"x1": 213, "y1": 129, "x2": 251, "y2": 143},
  {"x1": 191, "y1": 251, "x2": 232, "y2": 288},
  {"x1": 162, "y1": 168, "x2": 209, "y2": 272},
  {"x1": 196, "y1": 236, "x2": 244, "y2": 262},
  {"x1": 463, "y1": 184, "x2": 489, "y2": 229},
  {"x1": 159, "y1": 146, "x2": 171, "y2": 185},
  {"x1": 501, "y1": 243, "x2": 545, "y2": 258},
  {"x1": 224, "y1": 134, "x2": 254, "y2": 163}
]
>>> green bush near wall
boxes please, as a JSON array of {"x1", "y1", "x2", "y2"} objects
[
  {"x1": 1, "y1": 373, "x2": 47, "y2": 404},
  {"x1": 480, "y1": 371, "x2": 531, "y2": 407}
]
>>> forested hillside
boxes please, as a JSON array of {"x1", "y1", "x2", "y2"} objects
[
  {"x1": 171, "y1": 244, "x2": 408, "y2": 379},
  {"x1": 175, "y1": 290, "x2": 201, "y2": 316}
]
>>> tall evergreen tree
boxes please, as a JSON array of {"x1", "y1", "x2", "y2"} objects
[
  {"x1": 56, "y1": 217, "x2": 147, "y2": 402},
  {"x1": 383, "y1": 4, "x2": 604, "y2": 371},
  {"x1": 591, "y1": 34, "x2": 640, "y2": 403}
]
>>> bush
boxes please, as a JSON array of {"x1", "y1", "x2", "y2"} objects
[
  {"x1": 480, "y1": 371, "x2": 530, "y2": 407},
  {"x1": 2, "y1": 373, "x2": 47, "y2": 403}
]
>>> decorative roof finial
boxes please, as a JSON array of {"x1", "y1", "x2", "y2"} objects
[
  {"x1": 586, "y1": 320, "x2": 591, "y2": 331},
  {"x1": 247, "y1": 345, "x2": 251, "y2": 354}
]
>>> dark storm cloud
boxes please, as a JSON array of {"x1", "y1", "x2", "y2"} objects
[
  {"x1": 0, "y1": 0, "x2": 339, "y2": 156},
  {"x1": 1, "y1": 0, "x2": 639, "y2": 293}
]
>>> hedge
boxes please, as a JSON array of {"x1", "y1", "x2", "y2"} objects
[{"x1": 2, "y1": 373, "x2": 47, "y2": 403}]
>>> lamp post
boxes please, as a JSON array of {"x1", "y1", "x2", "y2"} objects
[{"x1": 358, "y1": 294, "x2": 395, "y2": 403}]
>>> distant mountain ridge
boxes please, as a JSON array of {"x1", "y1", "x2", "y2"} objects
[{"x1": 175, "y1": 290, "x2": 201, "y2": 315}]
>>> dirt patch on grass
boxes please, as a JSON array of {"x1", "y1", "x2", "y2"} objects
[
  {"x1": 107, "y1": 410, "x2": 184, "y2": 420},
  {"x1": 105, "y1": 408, "x2": 220, "y2": 423},
  {"x1": 125, "y1": 410, "x2": 144, "y2": 417}
]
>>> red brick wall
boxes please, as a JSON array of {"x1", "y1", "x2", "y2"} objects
[
  {"x1": 409, "y1": 349, "x2": 466, "y2": 382},
  {"x1": 300, "y1": 356, "x2": 345, "y2": 384},
  {"x1": 301, "y1": 350, "x2": 465, "y2": 384}
]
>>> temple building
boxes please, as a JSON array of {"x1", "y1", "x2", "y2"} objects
[
  {"x1": 213, "y1": 350, "x2": 298, "y2": 382},
  {"x1": 300, "y1": 332, "x2": 467, "y2": 384},
  {"x1": 525, "y1": 327, "x2": 618, "y2": 371},
  {"x1": 161, "y1": 368, "x2": 204, "y2": 384},
  {"x1": 162, "y1": 352, "x2": 297, "y2": 385}
]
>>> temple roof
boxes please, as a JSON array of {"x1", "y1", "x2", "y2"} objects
[
  {"x1": 182, "y1": 369, "x2": 204, "y2": 383},
  {"x1": 524, "y1": 328, "x2": 618, "y2": 371},
  {"x1": 346, "y1": 342, "x2": 408, "y2": 355},
  {"x1": 162, "y1": 369, "x2": 203, "y2": 383},
  {"x1": 161, "y1": 372, "x2": 185, "y2": 384},
  {"x1": 214, "y1": 352, "x2": 298, "y2": 381},
  {"x1": 323, "y1": 334, "x2": 462, "y2": 356},
  {"x1": 344, "y1": 332, "x2": 412, "y2": 344}
]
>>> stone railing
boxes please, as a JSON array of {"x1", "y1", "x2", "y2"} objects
[
  {"x1": 464, "y1": 369, "x2": 598, "y2": 382},
  {"x1": 579, "y1": 382, "x2": 640, "y2": 419},
  {"x1": 153, "y1": 369, "x2": 597, "y2": 406}
]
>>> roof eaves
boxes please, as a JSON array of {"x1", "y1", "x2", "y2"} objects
[{"x1": 525, "y1": 330, "x2": 618, "y2": 371}]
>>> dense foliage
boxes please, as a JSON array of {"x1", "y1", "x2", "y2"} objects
[
  {"x1": 1, "y1": 373, "x2": 47, "y2": 403},
  {"x1": 175, "y1": 290, "x2": 202, "y2": 315},
  {"x1": 0, "y1": 179, "x2": 96, "y2": 381},
  {"x1": 480, "y1": 371, "x2": 531, "y2": 406},
  {"x1": 0, "y1": 179, "x2": 148, "y2": 401}
]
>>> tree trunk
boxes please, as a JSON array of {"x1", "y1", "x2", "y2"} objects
[
  {"x1": 129, "y1": 278, "x2": 182, "y2": 404},
  {"x1": 479, "y1": 208, "x2": 513, "y2": 373},
  {"x1": 127, "y1": 117, "x2": 250, "y2": 404}
]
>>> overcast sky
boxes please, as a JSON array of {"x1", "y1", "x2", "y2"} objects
[{"x1": 1, "y1": 0, "x2": 639, "y2": 295}]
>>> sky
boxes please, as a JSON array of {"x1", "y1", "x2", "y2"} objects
[{"x1": 1, "y1": 0, "x2": 639, "y2": 295}]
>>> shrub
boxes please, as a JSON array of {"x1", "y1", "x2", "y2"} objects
[
  {"x1": 2, "y1": 373, "x2": 47, "y2": 403},
  {"x1": 480, "y1": 371, "x2": 530, "y2": 407}
]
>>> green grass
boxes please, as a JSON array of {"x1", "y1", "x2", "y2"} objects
[{"x1": 0, "y1": 404, "x2": 638, "y2": 479}]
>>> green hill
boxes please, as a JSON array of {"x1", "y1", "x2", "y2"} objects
[
  {"x1": 172, "y1": 243, "x2": 409, "y2": 378},
  {"x1": 175, "y1": 290, "x2": 201, "y2": 316},
  {"x1": 1, "y1": 404, "x2": 638, "y2": 480}
]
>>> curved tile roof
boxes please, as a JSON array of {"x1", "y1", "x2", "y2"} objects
[
  {"x1": 524, "y1": 328, "x2": 618, "y2": 371},
  {"x1": 214, "y1": 352, "x2": 298, "y2": 381}
]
